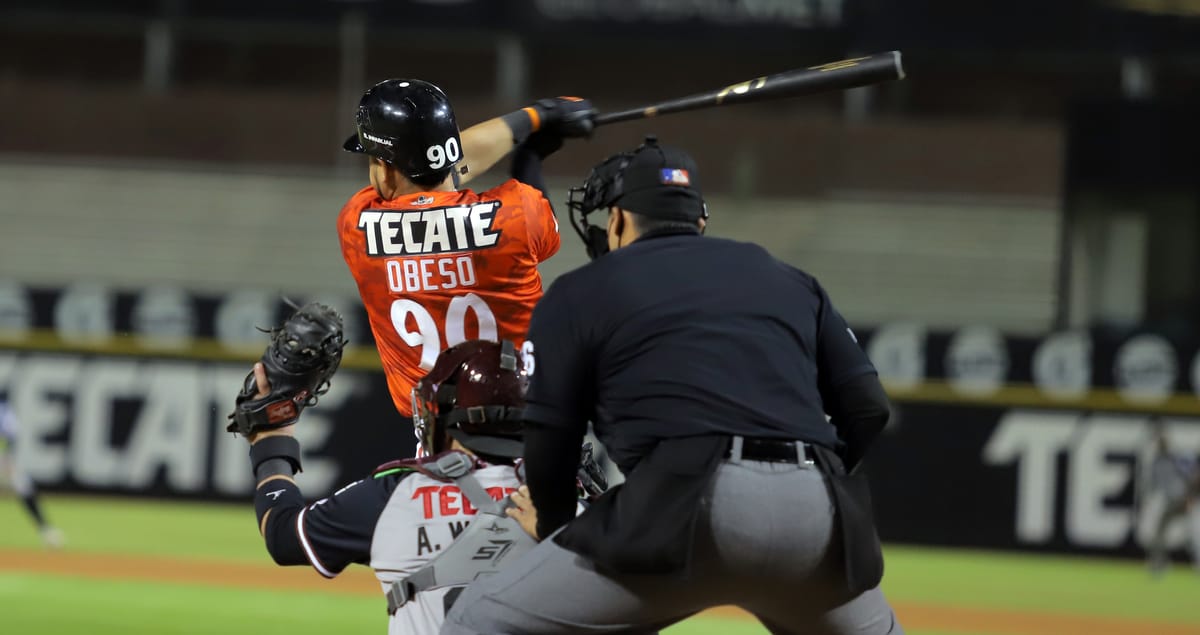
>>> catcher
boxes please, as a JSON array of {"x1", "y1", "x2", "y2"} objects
[{"x1": 229, "y1": 303, "x2": 604, "y2": 634}]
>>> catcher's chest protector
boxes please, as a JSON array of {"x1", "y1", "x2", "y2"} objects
[{"x1": 369, "y1": 457, "x2": 528, "y2": 621}]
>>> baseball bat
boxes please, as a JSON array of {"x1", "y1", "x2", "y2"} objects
[{"x1": 594, "y1": 51, "x2": 905, "y2": 126}]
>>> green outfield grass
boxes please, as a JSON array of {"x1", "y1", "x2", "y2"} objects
[
  {"x1": 2, "y1": 494, "x2": 1199, "y2": 635},
  {"x1": 879, "y1": 544, "x2": 1199, "y2": 623},
  {"x1": 1, "y1": 571, "x2": 386, "y2": 635}
]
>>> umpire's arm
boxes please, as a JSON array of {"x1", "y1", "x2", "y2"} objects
[
  {"x1": 813, "y1": 280, "x2": 892, "y2": 472},
  {"x1": 523, "y1": 424, "x2": 587, "y2": 539},
  {"x1": 517, "y1": 279, "x2": 594, "y2": 539},
  {"x1": 823, "y1": 374, "x2": 891, "y2": 473}
]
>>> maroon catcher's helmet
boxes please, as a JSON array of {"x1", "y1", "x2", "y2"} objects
[{"x1": 411, "y1": 339, "x2": 526, "y2": 458}]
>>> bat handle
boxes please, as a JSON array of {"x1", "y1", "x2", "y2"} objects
[{"x1": 594, "y1": 109, "x2": 653, "y2": 127}]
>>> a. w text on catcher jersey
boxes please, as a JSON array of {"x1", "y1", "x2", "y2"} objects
[
  {"x1": 280, "y1": 458, "x2": 520, "y2": 634},
  {"x1": 338, "y1": 180, "x2": 560, "y2": 417},
  {"x1": 372, "y1": 464, "x2": 520, "y2": 635}
]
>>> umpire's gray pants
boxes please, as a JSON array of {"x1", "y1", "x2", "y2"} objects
[{"x1": 441, "y1": 459, "x2": 903, "y2": 634}]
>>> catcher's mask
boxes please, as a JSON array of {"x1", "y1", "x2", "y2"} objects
[
  {"x1": 566, "y1": 135, "x2": 708, "y2": 260},
  {"x1": 411, "y1": 340, "x2": 526, "y2": 459}
]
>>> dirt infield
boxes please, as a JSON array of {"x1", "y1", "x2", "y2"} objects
[{"x1": 2, "y1": 548, "x2": 1198, "y2": 635}]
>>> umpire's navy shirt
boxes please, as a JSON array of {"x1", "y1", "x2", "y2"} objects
[{"x1": 523, "y1": 229, "x2": 876, "y2": 474}]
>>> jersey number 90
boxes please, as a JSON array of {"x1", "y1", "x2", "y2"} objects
[
  {"x1": 427, "y1": 137, "x2": 461, "y2": 170},
  {"x1": 391, "y1": 294, "x2": 496, "y2": 370}
]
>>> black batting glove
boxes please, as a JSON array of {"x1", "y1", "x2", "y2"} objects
[
  {"x1": 502, "y1": 96, "x2": 596, "y2": 146},
  {"x1": 529, "y1": 96, "x2": 597, "y2": 138}
]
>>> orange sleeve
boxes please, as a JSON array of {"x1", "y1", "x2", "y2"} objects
[
  {"x1": 520, "y1": 182, "x2": 561, "y2": 263},
  {"x1": 336, "y1": 187, "x2": 372, "y2": 273}
]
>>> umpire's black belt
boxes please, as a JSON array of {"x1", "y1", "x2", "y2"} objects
[{"x1": 725, "y1": 436, "x2": 816, "y2": 465}]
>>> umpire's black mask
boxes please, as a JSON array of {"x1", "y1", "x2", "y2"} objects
[{"x1": 566, "y1": 135, "x2": 708, "y2": 259}]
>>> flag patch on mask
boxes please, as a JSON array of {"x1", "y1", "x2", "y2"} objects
[{"x1": 660, "y1": 168, "x2": 691, "y2": 186}]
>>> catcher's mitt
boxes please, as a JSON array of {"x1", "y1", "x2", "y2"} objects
[{"x1": 227, "y1": 302, "x2": 347, "y2": 437}]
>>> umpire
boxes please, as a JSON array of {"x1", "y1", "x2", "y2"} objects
[{"x1": 442, "y1": 136, "x2": 903, "y2": 635}]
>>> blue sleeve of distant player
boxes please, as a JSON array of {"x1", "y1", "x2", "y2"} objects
[{"x1": 0, "y1": 402, "x2": 19, "y2": 443}]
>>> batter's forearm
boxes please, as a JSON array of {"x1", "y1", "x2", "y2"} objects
[
  {"x1": 458, "y1": 118, "x2": 519, "y2": 186},
  {"x1": 460, "y1": 98, "x2": 593, "y2": 186}
]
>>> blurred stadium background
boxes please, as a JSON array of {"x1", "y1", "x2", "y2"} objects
[{"x1": 1, "y1": 0, "x2": 1199, "y2": 633}]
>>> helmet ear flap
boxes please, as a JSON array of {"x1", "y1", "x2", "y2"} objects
[{"x1": 433, "y1": 383, "x2": 459, "y2": 453}]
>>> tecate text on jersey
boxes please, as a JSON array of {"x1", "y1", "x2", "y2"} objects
[{"x1": 357, "y1": 203, "x2": 502, "y2": 256}]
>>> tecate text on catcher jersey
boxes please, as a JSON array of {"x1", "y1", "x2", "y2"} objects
[{"x1": 357, "y1": 202, "x2": 502, "y2": 256}]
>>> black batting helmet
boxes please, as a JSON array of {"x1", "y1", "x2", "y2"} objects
[
  {"x1": 411, "y1": 340, "x2": 527, "y2": 459},
  {"x1": 343, "y1": 79, "x2": 463, "y2": 181}
]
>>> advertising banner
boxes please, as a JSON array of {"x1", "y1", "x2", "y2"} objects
[
  {"x1": 865, "y1": 402, "x2": 1200, "y2": 558},
  {"x1": 0, "y1": 284, "x2": 411, "y2": 502},
  {"x1": 3, "y1": 283, "x2": 1199, "y2": 559}
]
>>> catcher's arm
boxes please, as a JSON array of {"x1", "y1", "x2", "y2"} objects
[
  {"x1": 240, "y1": 363, "x2": 307, "y2": 564},
  {"x1": 224, "y1": 302, "x2": 345, "y2": 564},
  {"x1": 241, "y1": 363, "x2": 417, "y2": 576}
]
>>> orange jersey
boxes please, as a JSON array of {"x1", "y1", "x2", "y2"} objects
[{"x1": 338, "y1": 180, "x2": 560, "y2": 417}]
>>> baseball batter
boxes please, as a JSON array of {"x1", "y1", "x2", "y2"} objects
[
  {"x1": 1, "y1": 400, "x2": 64, "y2": 548},
  {"x1": 337, "y1": 79, "x2": 595, "y2": 424},
  {"x1": 239, "y1": 339, "x2": 537, "y2": 634}
]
